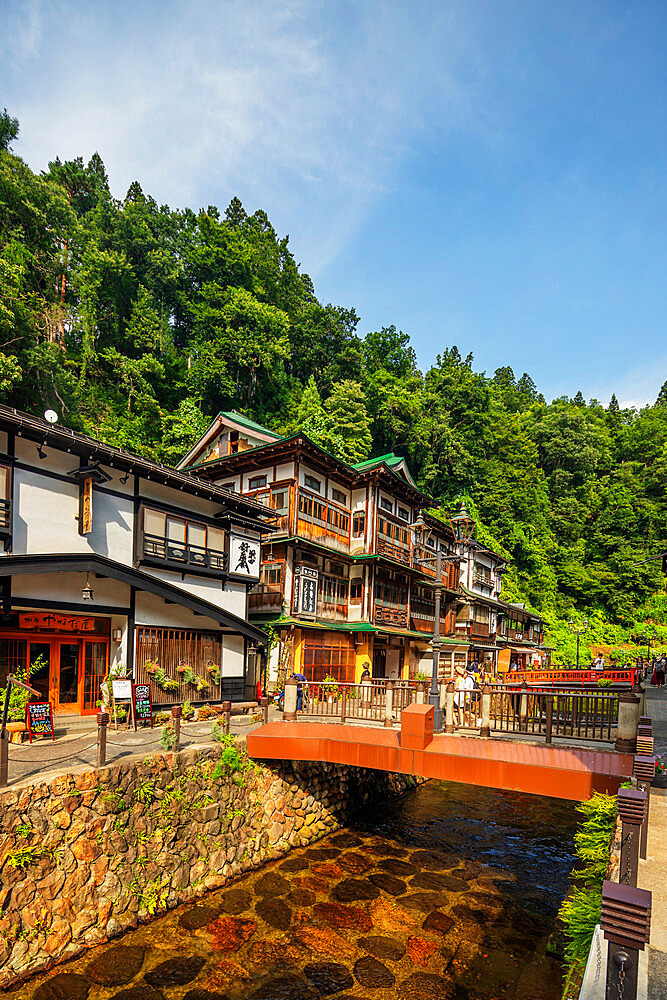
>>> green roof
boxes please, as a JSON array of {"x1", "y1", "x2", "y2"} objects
[
  {"x1": 353, "y1": 452, "x2": 405, "y2": 472},
  {"x1": 218, "y1": 410, "x2": 283, "y2": 440}
]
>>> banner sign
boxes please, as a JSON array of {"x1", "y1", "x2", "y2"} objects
[
  {"x1": 19, "y1": 612, "x2": 101, "y2": 633},
  {"x1": 26, "y1": 702, "x2": 55, "y2": 743},
  {"x1": 294, "y1": 566, "x2": 318, "y2": 617},
  {"x1": 79, "y1": 476, "x2": 93, "y2": 534},
  {"x1": 132, "y1": 683, "x2": 153, "y2": 727},
  {"x1": 229, "y1": 532, "x2": 261, "y2": 580}
]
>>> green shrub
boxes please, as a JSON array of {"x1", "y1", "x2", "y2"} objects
[{"x1": 559, "y1": 792, "x2": 616, "y2": 996}]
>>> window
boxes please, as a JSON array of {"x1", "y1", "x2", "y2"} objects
[
  {"x1": 229, "y1": 430, "x2": 239, "y2": 454},
  {"x1": 141, "y1": 507, "x2": 226, "y2": 571},
  {"x1": 303, "y1": 631, "x2": 356, "y2": 683},
  {"x1": 249, "y1": 475, "x2": 267, "y2": 490},
  {"x1": 261, "y1": 562, "x2": 283, "y2": 587},
  {"x1": 221, "y1": 482, "x2": 236, "y2": 493},
  {"x1": 331, "y1": 487, "x2": 347, "y2": 505},
  {"x1": 272, "y1": 490, "x2": 288, "y2": 511},
  {"x1": 350, "y1": 578, "x2": 362, "y2": 603},
  {"x1": 329, "y1": 562, "x2": 346, "y2": 577},
  {"x1": 352, "y1": 512, "x2": 365, "y2": 537},
  {"x1": 304, "y1": 474, "x2": 321, "y2": 492},
  {"x1": 320, "y1": 575, "x2": 348, "y2": 605},
  {"x1": 136, "y1": 627, "x2": 223, "y2": 701},
  {"x1": 380, "y1": 497, "x2": 393, "y2": 513},
  {"x1": 473, "y1": 605, "x2": 490, "y2": 624},
  {"x1": 397, "y1": 506, "x2": 409, "y2": 521}
]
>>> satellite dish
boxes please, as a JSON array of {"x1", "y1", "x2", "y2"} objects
[{"x1": 44, "y1": 409, "x2": 58, "y2": 424}]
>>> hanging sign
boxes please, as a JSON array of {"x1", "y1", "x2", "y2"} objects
[
  {"x1": 132, "y1": 683, "x2": 153, "y2": 727},
  {"x1": 295, "y1": 566, "x2": 318, "y2": 617},
  {"x1": 19, "y1": 612, "x2": 100, "y2": 633},
  {"x1": 79, "y1": 476, "x2": 93, "y2": 535},
  {"x1": 229, "y1": 532, "x2": 261, "y2": 580},
  {"x1": 26, "y1": 702, "x2": 55, "y2": 743}
]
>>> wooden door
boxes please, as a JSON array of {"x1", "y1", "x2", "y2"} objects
[{"x1": 54, "y1": 641, "x2": 80, "y2": 714}]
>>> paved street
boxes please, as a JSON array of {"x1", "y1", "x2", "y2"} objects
[{"x1": 5, "y1": 710, "x2": 274, "y2": 789}]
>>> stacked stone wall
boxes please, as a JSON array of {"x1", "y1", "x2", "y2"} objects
[{"x1": 0, "y1": 743, "x2": 418, "y2": 989}]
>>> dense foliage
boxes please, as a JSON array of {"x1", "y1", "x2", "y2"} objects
[
  {"x1": 1, "y1": 112, "x2": 666, "y2": 656},
  {"x1": 558, "y1": 792, "x2": 617, "y2": 996}
]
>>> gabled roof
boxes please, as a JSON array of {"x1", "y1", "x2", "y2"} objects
[
  {"x1": 0, "y1": 405, "x2": 272, "y2": 528},
  {"x1": 352, "y1": 452, "x2": 417, "y2": 488},
  {"x1": 0, "y1": 554, "x2": 269, "y2": 643},
  {"x1": 177, "y1": 410, "x2": 282, "y2": 469}
]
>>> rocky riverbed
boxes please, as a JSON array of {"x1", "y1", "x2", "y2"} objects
[{"x1": 9, "y1": 779, "x2": 577, "y2": 1000}]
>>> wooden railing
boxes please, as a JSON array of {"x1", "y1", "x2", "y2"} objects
[
  {"x1": 377, "y1": 537, "x2": 411, "y2": 565},
  {"x1": 507, "y1": 668, "x2": 636, "y2": 686},
  {"x1": 468, "y1": 621, "x2": 493, "y2": 639},
  {"x1": 142, "y1": 533, "x2": 228, "y2": 572},
  {"x1": 374, "y1": 605, "x2": 408, "y2": 627},
  {"x1": 292, "y1": 678, "x2": 620, "y2": 744},
  {"x1": 248, "y1": 589, "x2": 283, "y2": 613}
]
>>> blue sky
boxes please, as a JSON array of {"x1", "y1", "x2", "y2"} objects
[{"x1": 2, "y1": 1, "x2": 666, "y2": 406}]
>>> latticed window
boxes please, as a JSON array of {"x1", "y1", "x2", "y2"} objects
[{"x1": 302, "y1": 631, "x2": 356, "y2": 683}]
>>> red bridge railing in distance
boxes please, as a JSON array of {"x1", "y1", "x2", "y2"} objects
[{"x1": 506, "y1": 668, "x2": 637, "y2": 687}]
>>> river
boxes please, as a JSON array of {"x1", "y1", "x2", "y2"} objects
[{"x1": 14, "y1": 779, "x2": 578, "y2": 1000}]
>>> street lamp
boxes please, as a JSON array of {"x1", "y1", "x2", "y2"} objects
[
  {"x1": 639, "y1": 627, "x2": 658, "y2": 665},
  {"x1": 449, "y1": 502, "x2": 476, "y2": 544},
  {"x1": 568, "y1": 618, "x2": 589, "y2": 668},
  {"x1": 410, "y1": 516, "x2": 460, "y2": 734}
]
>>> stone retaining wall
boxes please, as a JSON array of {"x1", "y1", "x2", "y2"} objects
[{"x1": 0, "y1": 740, "x2": 419, "y2": 989}]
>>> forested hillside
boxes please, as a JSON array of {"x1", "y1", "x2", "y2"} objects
[{"x1": 2, "y1": 110, "x2": 666, "y2": 660}]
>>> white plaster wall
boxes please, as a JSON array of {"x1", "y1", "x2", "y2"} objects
[
  {"x1": 222, "y1": 634, "x2": 245, "y2": 677},
  {"x1": 275, "y1": 463, "x2": 294, "y2": 481},
  {"x1": 11, "y1": 572, "x2": 130, "y2": 607},
  {"x1": 138, "y1": 480, "x2": 221, "y2": 521},
  {"x1": 134, "y1": 591, "x2": 220, "y2": 630}
]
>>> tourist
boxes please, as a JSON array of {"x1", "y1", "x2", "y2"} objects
[
  {"x1": 656, "y1": 653, "x2": 666, "y2": 688},
  {"x1": 454, "y1": 666, "x2": 467, "y2": 728},
  {"x1": 360, "y1": 662, "x2": 371, "y2": 682},
  {"x1": 292, "y1": 671, "x2": 307, "y2": 711}
]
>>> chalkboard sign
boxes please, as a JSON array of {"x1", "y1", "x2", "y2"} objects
[
  {"x1": 26, "y1": 702, "x2": 55, "y2": 743},
  {"x1": 132, "y1": 684, "x2": 153, "y2": 727}
]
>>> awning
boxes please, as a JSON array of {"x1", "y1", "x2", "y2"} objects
[{"x1": 0, "y1": 553, "x2": 268, "y2": 643}]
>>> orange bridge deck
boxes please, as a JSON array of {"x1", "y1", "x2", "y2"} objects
[{"x1": 246, "y1": 720, "x2": 632, "y2": 800}]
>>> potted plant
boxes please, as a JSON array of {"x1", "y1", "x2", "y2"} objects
[{"x1": 654, "y1": 760, "x2": 667, "y2": 789}]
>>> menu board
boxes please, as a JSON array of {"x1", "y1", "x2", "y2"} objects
[
  {"x1": 132, "y1": 684, "x2": 153, "y2": 727},
  {"x1": 26, "y1": 702, "x2": 55, "y2": 743},
  {"x1": 112, "y1": 678, "x2": 132, "y2": 701}
]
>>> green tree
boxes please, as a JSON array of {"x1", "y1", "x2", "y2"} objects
[{"x1": 324, "y1": 380, "x2": 372, "y2": 464}]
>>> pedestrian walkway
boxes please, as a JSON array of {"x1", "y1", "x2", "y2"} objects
[
  {"x1": 639, "y1": 686, "x2": 667, "y2": 1000},
  {"x1": 5, "y1": 708, "x2": 276, "y2": 789}
]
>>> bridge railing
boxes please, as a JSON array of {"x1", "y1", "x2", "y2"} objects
[
  {"x1": 506, "y1": 667, "x2": 637, "y2": 686},
  {"x1": 296, "y1": 679, "x2": 621, "y2": 744}
]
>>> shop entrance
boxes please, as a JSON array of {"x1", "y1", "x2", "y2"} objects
[
  {"x1": 0, "y1": 613, "x2": 110, "y2": 715},
  {"x1": 372, "y1": 646, "x2": 386, "y2": 679}
]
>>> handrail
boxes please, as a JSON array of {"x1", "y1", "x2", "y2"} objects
[
  {"x1": 143, "y1": 533, "x2": 228, "y2": 571},
  {"x1": 506, "y1": 668, "x2": 637, "y2": 686}
]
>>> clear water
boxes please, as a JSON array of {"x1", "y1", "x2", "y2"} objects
[{"x1": 10, "y1": 780, "x2": 578, "y2": 1000}]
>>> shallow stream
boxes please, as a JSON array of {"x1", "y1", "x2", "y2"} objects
[{"x1": 12, "y1": 780, "x2": 578, "y2": 1000}]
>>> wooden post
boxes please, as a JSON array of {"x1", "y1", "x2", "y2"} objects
[
  {"x1": 415, "y1": 683, "x2": 425, "y2": 705},
  {"x1": 600, "y1": 880, "x2": 651, "y2": 1000},
  {"x1": 97, "y1": 712, "x2": 109, "y2": 768},
  {"x1": 633, "y1": 754, "x2": 656, "y2": 861},
  {"x1": 222, "y1": 700, "x2": 232, "y2": 735},
  {"x1": 260, "y1": 695, "x2": 269, "y2": 726},
  {"x1": 384, "y1": 680, "x2": 394, "y2": 728},
  {"x1": 340, "y1": 686, "x2": 347, "y2": 725},
  {"x1": 480, "y1": 684, "x2": 491, "y2": 738},
  {"x1": 445, "y1": 681, "x2": 454, "y2": 734},
  {"x1": 519, "y1": 681, "x2": 529, "y2": 730},
  {"x1": 545, "y1": 695, "x2": 554, "y2": 744},
  {"x1": 171, "y1": 704, "x2": 182, "y2": 753},
  {"x1": 617, "y1": 788, "x2": 647, "y2": 887},
  {"x1": 0, "y1": 731, "x2": 8, "y2": 788},
  {"x1": 283, "y1": 679, "x2": 298, "y2": 721}
]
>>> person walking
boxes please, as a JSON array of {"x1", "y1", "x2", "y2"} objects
[
  {"x1": 291, "y1": 671, "x2": 307, "y2": 711},
  {"x1": 657, "y1": 653, "x2": 666, "y2": 688},
  {"x1": 360, "y1": 662, "x2": 371, "y2": 682}
]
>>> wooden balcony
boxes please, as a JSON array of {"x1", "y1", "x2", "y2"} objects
[
  {"x1": 248, "y1": 589, "x2": 283, "y2": 613},
  {"x1": 374, "y1": 605, "x2": 408, "y2": 628},
  {"x1": 0, "y1": 498, "x2": 11, "y2": 536},
  {"x1": 318, "y1": 600, "x2": 348, "y2": 622},
  {"x1": 469, "y1": 620, "x2": 494, "y2": 640},
  {"x1": 377, "y1": 537, "x2": 411, "y2": 565},
  {"x1": 142, "y1": 533, "x2": 227, "y2": 575}
]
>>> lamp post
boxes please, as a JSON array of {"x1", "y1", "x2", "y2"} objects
[
  {"x1": 640, "y1": 627, "x2": 658, "y2": 666},
  {"x1": 411, "y1": 513, "x2": 466, "y2": 734},
  {"x1": 568, "y1": 618, "x2": 589, "y2": 668}
]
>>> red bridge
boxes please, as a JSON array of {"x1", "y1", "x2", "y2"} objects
[{"x1": 247, "y1": 704, "x2": 633, "y2": 801}]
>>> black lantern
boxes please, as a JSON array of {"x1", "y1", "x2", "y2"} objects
[{"x1": 449, "y1": 502, "x2": 476, "y2": 543}]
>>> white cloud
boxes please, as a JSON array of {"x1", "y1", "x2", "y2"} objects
[{"x1": 0, "y1": 0, "x2": 482, "y2": 274}]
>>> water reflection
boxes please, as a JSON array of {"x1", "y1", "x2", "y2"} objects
[{"x1": 13, "y1": 780, "x2": 577, "y2": 1000}]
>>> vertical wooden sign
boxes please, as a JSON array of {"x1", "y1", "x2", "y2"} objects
[{"x1": 80, "y1": 476, "x2": 93, "y2": 535}]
